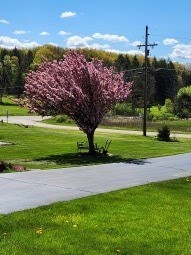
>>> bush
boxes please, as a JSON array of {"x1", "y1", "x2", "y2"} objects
[
  {"x1": 150, "y1": 103, "x2": 175, "y2": 121},
  {"x1": 164, "y1": 99, "x2": 174, "y2": 114},
  {"x1": 55, "y1": 115, "x2": 72, "y2": 123},
  {"x1": 175, "y1": 86, "x2": 191, "y2": 119},
  {"x1": 113, "y1": 103, "x2": 135, "y2": 116},
  {"x1": 157, "y1": 125, "x2": 171, "y2": 141}
]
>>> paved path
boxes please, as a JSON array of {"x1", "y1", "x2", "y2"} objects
[
  {"x1": 1, "y1": 115, "x2": 191, "y2": 138},
  {"x1": 0, "y1": 153, "x2": 191, "y2": 214}
]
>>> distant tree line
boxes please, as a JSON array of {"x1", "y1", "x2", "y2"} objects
[
  {"x1": 0, "y1": 45, "x2": 191, "y2": 108},
  {"x1": 114, "y1": 54, "x2": 191, "y2": 108}
]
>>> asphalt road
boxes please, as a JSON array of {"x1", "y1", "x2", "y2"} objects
[{"x1": 0, "y1": 153, "x2": 191, "y2": 214}]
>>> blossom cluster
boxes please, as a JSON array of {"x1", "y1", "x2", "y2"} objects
[{"x1": 25, "y1": 50, "x2": 132, "y2": 134}]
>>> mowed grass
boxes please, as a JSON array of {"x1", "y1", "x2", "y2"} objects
[
  {"x1": 0, "y1": 97, "x2": 30, "y2": 116},
  {"x1": 0, "y1": 177, "x2": 191, "y2": 255},
  {"x1": 1, "y1": 123, "x2": 191, "y2": 169}
]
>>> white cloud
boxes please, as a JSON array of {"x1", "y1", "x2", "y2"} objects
[
  {"x1": 13, "y1": 30, "x2": 28, "y2": 35},
  {"x1": 0, "y1": 19, "x2": 9, "y2": 24},
  {"x1": 47, "y1": 42, "x2": 58, "y2": 47},
  {"x1": 60, "y1": 11, "x2": 76, "y2": 18},
  {"x1": 105, "y1": 48, "x2": 127, "y2": 54},
  {"x1": 0, "y1": 36, "x2": 39, "y2": 49},
  {"x1": 126, "y1": 50, "x2": 144, "y2": 56},
  {"x1": 58, "y1": 30, "x2": 71, "y2": 36},
  {"x1": 92, "y1": 33, "x2": 129, "y2": 43},
  {"x1": 163, "y1": 38, "x2": 179, "y2": 45},
  {"x1": 131, "y1": 41, "x2": 142, "y2": 47},
  {"x1": 66, "y1": 35, "x2": 111, "y2": 51},
  {"x1": 104, "y1": 48, "x2": 144, "y2": 56},
  {"x1": 39, "y1": 31, "x2": 49, "y2": 36},
  {"x1": 170, "y1": 43, "x2": 191, "y2": 59},
  {"x1": 90, "y1": 43, "x2": 110, "y2": 50},
  {"x1": 67, "y1": 35, "x2": 93, "y2": 48}
]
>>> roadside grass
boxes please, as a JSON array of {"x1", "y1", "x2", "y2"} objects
[
  {"x1": 0, "y1": 177, "x2": 190, "y2": 255},
  {"x1": 44, "y1": 115, "x2": 191, "y2": 133},
  {"x1": 0, "y1": 97, "x2": 30, "y2": 116},
  {"x1": 1, "y1": 123, "x2": 191, "y2": 169}
]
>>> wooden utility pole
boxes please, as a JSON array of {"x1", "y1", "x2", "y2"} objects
[{"x1": 137, "y1": 26, "x2": 157, "y2": 136}]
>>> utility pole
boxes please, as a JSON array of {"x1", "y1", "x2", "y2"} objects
[{"x1": 137, "y1": 26, "x2": 157, "y2": 136}]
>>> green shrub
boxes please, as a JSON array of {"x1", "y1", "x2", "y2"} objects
[
  {"x1": 157, "y1": 125, "x2": 171, "y2": 141},
  {"x1": 150, "y1": 103, "x2": 175, "y2": 121},
  {"x1": 55, "y1": 115, "x2": 72, "y2": 123},
  {"x1": 164, "y1": 99, "x2": 174, "y2": 113},
  {"x1": 113, "y1": 103, "x2": 133, "y2": 116}
]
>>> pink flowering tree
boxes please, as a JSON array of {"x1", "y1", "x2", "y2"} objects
[{"x1": 25, "y1": 50, "x2": 132, "y2": 155}]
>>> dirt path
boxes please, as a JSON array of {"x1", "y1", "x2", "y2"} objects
[{"x1": 1, "y1": 115, "x2": 191, "y2": 139}]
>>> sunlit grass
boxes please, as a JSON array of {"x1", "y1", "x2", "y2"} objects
[
  {"x1": 0, "y1": 96, "x2": 30, "y2": 116},
  {"x1": 0, "y1": 177, "x2": 190, "y2": 254},
  {"x1": 1, "y1": 123, "x2": 191, "y2": 169}
]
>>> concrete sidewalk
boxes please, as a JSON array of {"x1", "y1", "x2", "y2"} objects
[{"x1": 0, "y1": 153, "x2": 191, "y2": 214}]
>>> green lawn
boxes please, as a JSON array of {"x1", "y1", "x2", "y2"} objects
[
  {"x1": 0, "y1": 177, "x2": 190, "y2": 254},
  {"x1": 0, "y1": 97, "x2": 31, "y2": 116},
  {"x1": 1, "y1": 123, "x2": 191, "y2": 169}
]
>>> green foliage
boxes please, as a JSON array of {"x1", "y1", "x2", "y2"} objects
[
  {"x1": 113, "y1": 103, "x2": 134, "y2": 116},
  {"x1": 149, "y1": 100, "x2": 175, "y2": 121},
  {"x1": 1, "y1": 45, "x2": 191, "y2": 105},
  {"x1": 32, "y1": 45, "x2": 66, "y2": 67},
  {"x1": 175, "y1": 85, "x2": 191, "y2": 119},
  {"x1": 157, "y1": 125, "x2": 171, "y2": 141},
  {"x1": 164, "y1": 98, "x2": 174, "y2": 113},
  {"x1": 52, "y1": 115, "x2": 73, "y2": 123},
  {"x1": 82, "y1": 48, "x2": 117, "y2": 66}
]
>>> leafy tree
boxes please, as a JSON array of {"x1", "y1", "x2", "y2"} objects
[
  {"x1": 164, "y1": 98, "x2": 174, "y2": 114},
  {"x1": 32, "y1": 46, "x2": 56, "y2": 66},
  {"x1": 151, "y1": 59, "x2": 178, "y2": 104},
  {"x1": 0, "y1": 62, "x2": 3, "y2": 103},
  {"x1": 175, "y1": 86, "x2": 191, "y2": 119},
  {"x1": 25, "y1": 50, "x2": 132, "y2": 154},
  {"x1": 131, "y1": 55, "x2": 140, "y2": 69},
  {"x1": 2, "y1": 55, "x2": 12, "y2": 94}
]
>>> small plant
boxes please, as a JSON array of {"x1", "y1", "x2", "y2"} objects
[
  {"x1": 157, "y1": 125, "x2": 171, "y2": 141},
  {"x1": 0, "y1": 161, "x2": 26, "y2": 173},
  {"x1": 55, "y1": 115, "x2": 72, "y2": 123}
]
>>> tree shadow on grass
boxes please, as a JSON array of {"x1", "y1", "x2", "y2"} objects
[
  {"x1": 35, "y1": 153, "x2": 146, "y2": 167},
  {"x1": 0, "y1": 101, "x2": 17, "y2": 106}
]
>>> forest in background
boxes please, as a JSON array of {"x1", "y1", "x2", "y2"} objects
[{"x1": 0, "y1": 44, "x2": 191, "y2": 109}]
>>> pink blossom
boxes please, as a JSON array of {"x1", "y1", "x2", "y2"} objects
[{"x1": 25, "y1": 50, "x2": 132, "y2": 154}]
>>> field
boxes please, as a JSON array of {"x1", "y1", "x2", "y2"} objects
[
  {"x1": 0, "y1": 177, "x2": 190, "y2": 254},
  {"x1": 0, "y1": 97, "x2": 31, "y2": 116},
  {"x1": 1, "y1": 123, "x2": 191, "y2": 170}
]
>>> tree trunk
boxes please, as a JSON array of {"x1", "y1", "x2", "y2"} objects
[{"x1": 87, "y1": 131, "x2": 96, "y2": 155}]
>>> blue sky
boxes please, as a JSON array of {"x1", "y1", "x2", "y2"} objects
[{"x1": 1, "y1": 0, "x2": 191, "y2": 63}]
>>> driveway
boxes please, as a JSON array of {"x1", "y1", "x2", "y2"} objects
[{"x1": 0, "y1": 153, "x2": 191, "y2": 214}]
